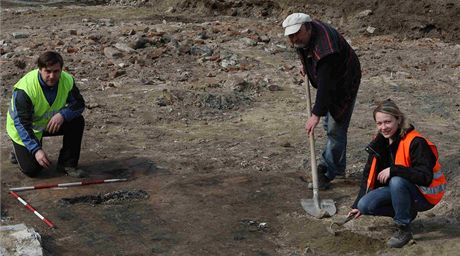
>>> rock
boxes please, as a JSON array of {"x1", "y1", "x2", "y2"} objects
[
  {"x1": 178, "y1": 71, "x2": 190, "y2": 82},
  {"x1": 147, "y1": 47, "x2": 166, "y2": 59},
  {"x1": 190, "y1": 45, "x2": 213, "y2": 56},
  {"x1": 13, "y1": 59, "x2": 27, "y2": 69},
  {"x1": 98, "y1": 18, "x2": 114, "y2": 26},
  {"x1": 241, "y1": 37, "x2": 257, "y2": 47},
  {"x1": 129, "y1": 37, "x2": 150, "y2": 49},
  {"x1": 103, "y1": 47, "x2": 123, "y2": 59},
  {"x1": 0, "y1": 224, "x2": 43, "y2": 256},
  {"x1": 12, "y1": 32, "x2": 29, "y2": 39},
  {"x1": 356, "y1": 10, "x2": 373, "y2": 18},
  {"x1": 13, "y1": 46, "x2": 30, "y2": 53},
  {"x1": 281, "y1": 142, "x2": 291, "y2": 147},
  {"x1": 114, "y1": 42, "x2": 135, "y2": 53},
  {"x1": 111, "y1": 69, "x2": 126, "y2": 78},
  {"x1": 87, "y1": 33, "x2": 102, "y2": 41},
  {"x1": 66, "y1": 47, "x2": 79, "y2": 54},
  {"x1": 157, "y1": 89, "x2": 175, "y2": 106},
  {"x1": 225, "y1": 77, "x2": 248, "y2": 92},
  {"x1": 196, "y1": 31, "x2": 209, "y2": 40},
  {"x1": 165, "y1": 7, "x2": 176, "y2": 13},
  {"x1": 2, "y1": 52, "x2": 15, "y2": 59},
  {"x1": 268, "y1": 84, "x2": 282, "y2": 91},
  {"x1": 69, "y1": 29, "x2": 78, "y2": 35},
  {"x1": 178, "y1": 39, "x2": 192, "y2": 54},
  {"x1": 259, "y1": 35, "x2": 270, "y2": 43},
  {"x1": 366, "y1": 26, "x2": 376, "y2": 34}
]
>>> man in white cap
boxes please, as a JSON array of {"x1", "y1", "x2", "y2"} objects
[{"x1": 282, "y1": 13, "x2": 362, "y2": 189}]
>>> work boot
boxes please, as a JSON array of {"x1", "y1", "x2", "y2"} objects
[
  {"x1": 387, "y1": 225, "x2": 413, "y2": 248},
  {"x1": 307, "y1": 173, "x2": 331, "y2": 190},
  {"x1": 318, "y1": 164, "x2": 327, "y2": 174},
  {"x1": 335, "y1": 170, "x2": 346, "y2": 179},
  {"x1": 10, "y1": 151, "x2": 18, "y2": 164},
  {"x1": 57, "y1": 165, "x2": 87, "y2": 178}
]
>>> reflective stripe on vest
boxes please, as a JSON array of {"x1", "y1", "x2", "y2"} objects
[
  {"x1": 395, "y1": 130, "x2": 446, "y2": 205},
  {"x1": 366, "y1": 130, "x2": 446, "y2": 205}
]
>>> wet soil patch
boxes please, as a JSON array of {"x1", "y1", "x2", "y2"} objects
[{"x1": 59, "y1": 189, "x2": 149, "y2": 206}]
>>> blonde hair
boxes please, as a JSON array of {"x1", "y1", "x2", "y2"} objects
[{"x1": 373, "y1": 99, "x2": 411, "y2": 137}]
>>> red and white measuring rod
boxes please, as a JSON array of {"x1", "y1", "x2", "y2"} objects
[
  {"x1": 9, "y1": 191, "x2": 55, "y2": 228},
  {"x1": 9, "y1": 178, "x2": 128, "y2": 192}
]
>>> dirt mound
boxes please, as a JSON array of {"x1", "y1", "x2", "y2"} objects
[
  {"x1": 148, "y1": 0, "x2": 460, "y2": 43},
  {"x1": 3, "y1": 0, "x2": 459, "y2": 42}
]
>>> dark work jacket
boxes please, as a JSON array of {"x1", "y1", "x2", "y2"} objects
[
  {"x1": 351, "y1": 126, "x2": 436, "y2": 208},
  {"x1": 296, "y1": 20, "x2": 361, "y2": 122}
]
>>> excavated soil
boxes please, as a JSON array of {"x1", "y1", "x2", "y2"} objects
[{"x1": 1, "y1": 0, "x2": 459, "y2": 255}]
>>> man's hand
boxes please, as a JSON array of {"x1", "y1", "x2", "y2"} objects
[
  {"x1": 299, "y1": 66, "x2": 306, "y2": 77},
  {"x1": 377, "y1": 167, "x2": 391, "y2": 184},
  {"x1": 47, "y1": 113, "x2": 64, "y2": 134},
  {"x1": 35, "y1": 149, "x2": 51, "y2": 168},
  {"x1": 305, "y1": 114, "x2": 320, "y2": 136}
]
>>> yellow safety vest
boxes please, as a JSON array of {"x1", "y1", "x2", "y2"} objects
[{"x1": 6, "y1": 69, "x2": 74, "y2": 146}]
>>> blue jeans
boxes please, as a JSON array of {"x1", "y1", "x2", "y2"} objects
[
  {"x1": 357, "y1": 177, "x2": 434, "y2": 226},
  {"x1": 320, "y1": 99, "x2": 355, "y2": 180}
]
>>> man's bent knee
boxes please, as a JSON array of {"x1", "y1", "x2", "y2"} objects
[{"x1": 19, "y1": 166, "x2": 42, "y2": 177}]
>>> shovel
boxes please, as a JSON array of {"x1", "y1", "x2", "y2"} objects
[{"x1": 300, "y1": 75, "x2": 336, "y2": 218}]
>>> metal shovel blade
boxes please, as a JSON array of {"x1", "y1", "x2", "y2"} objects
[{"x1": 301, "y1": 198, "x2": 337, "y2": 218}]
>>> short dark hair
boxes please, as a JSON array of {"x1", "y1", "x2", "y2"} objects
[{"x1": 37, "y1": 51, "x2": 64, "y2": 69}]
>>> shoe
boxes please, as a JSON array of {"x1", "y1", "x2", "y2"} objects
[
  {"x1": 387, "y1": 225, "x2": 413, "y2": 248},
  {"x1": 317, "y1": 164, "x2": 327, "y2": 174},
  {"x1": 335, "y1": 171, "x2": 346, "y2": 179},
  {"x1": 57, "y1": 165, "x2": 87, "y2": 178},
  {"x1": 10, "y1": 151, "x2": 18, "y2": 164},
  {"x1": 307, "y1": 173, "x2": 331, "y2": 190}
]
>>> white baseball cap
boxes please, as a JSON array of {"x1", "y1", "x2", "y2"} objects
[{"x1": 282, "y1": 13, "x2": 312, "y2": 36}]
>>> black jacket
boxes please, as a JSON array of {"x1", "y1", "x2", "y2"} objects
[
  {"x1": 351, "y1": 126, "x2": 436, "y2": 208},
  {"x1": 296, "y1": 20, "x2": 361, "y2": 122}
]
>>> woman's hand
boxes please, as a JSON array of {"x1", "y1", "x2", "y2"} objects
[
  {"x1": 347, "y1": 208, "x2": 361, "y2": 219},
  {"x1": 377, "y1": 167, "x2": 391, "y2": 184}
]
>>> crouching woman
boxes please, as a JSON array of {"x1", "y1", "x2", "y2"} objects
[{"x1": 348, "y1": 99, "x2": 446, "y2": 248}]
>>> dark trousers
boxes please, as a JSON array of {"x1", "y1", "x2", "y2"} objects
[{"x1": 12, "y1": 115, "x2": 85, "y2": 177}]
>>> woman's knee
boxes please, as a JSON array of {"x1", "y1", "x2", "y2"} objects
[
  {"x1": 389, "y1": 176, "x2": 408, "y2": 188},
  {"x1": 357, "y1": 199, "x2": 370, "y2": 214}
]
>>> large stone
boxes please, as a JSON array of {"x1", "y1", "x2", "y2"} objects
[
  {"x1": 0, "y1": 224, "x2": 43, "y2": 256},
  {"x1": 190, "y1": 45, "x2": 213, "y2": 56},
  {"x1": 104, "y1": 47, "x2": 123, "y2": 59},
  {"x1": 12, "y1": 32, "x2": 29, "y2": 39},
  {"x1": 114, "y1": 42, "x2": 135, "y2": 53}
]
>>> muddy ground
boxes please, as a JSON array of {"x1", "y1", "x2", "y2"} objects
[{"x1": 0, "y1": 0, "x2": 459, "y2": 255}]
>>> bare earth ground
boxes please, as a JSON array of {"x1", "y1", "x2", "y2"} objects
[{"x1": 0, "y1": 1, "x2": 459, "y2": 255}]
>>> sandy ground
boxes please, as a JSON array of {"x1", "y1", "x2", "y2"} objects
[{"x1": 1, "y1": 1, "x2": 459, "y2": 255}]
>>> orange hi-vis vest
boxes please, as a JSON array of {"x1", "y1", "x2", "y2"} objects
[{"x1": 366, "y1": 130, "x2": 446, "y2": 205}]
